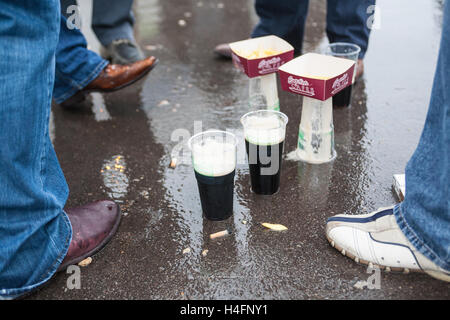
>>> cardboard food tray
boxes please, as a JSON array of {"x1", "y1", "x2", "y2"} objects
[
  {"x1": 278, "y1": 53, "x2": 356, "y2": 101},
  {"x1": 229, "y1": 35, "x2": 294, "y2": 78}
]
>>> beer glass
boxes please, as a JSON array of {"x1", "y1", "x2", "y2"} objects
[
  {"x1": 240, "y1": 110, "x2": 288, "y2": 195},
  {"x1": 188, "y1": 131, "x2": 238, "y2": 220},
  {"x1": 325, "y1": 43, "x2": 361, "y2": 108}
]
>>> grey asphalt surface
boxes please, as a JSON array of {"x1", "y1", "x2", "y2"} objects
[{"x1": 32, "y1": 0, "x2": 449, "y2": 299}]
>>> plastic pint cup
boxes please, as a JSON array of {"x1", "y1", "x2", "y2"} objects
[
  {"x1": 249, "y1": 73, "x2": 280, "y2": 111},
  {"x1": 188, "y1": 131, "x2": 238, "y2": 221},
  {"x1": 325, "y1": 43, "x2": 361, "y2": 108},
  {"x1": 240, "y1": 110, "x2": 288, "y2": 195}
]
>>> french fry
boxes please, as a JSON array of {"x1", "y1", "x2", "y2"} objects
[
  {"x1": 78, "y1": 257, "x2": 92, "y2": 267},
  {"x1": 261, "y1": 223, "x2": 288, "y2": 231},
  {"x1": 235, "y1": 47, "x2": 282, "y2": 60}
]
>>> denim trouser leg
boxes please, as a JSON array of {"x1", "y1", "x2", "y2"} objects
[
  {"x1": 53, "y1": 15, "x2": 108, "y2": 104},
  {"x1": 251, "y1": 0, "x2": 373, "y2": 58},
  {"x1": 326, "y1": 0, "x2": 375, "y2": 59},
  {"x1": 394, "y1": 1, "x2": 450, "y2": 272},
  {"x1": 92, "y1": 0, "x2": 135, "y2": 46},
  {"x1": 0, "y1": 0, "x2": 72, "y2": 299},
  {"x1": 60, "y1": 0, "x2": 135, "y2": 47},
  {"x1": 251, "y1": 0, "x2": 309, "y2": 54}
]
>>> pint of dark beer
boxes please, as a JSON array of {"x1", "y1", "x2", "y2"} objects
[
  {"x1": 240, "y1": 110, "x2": 288, "y2": 195},
  {"x1": 188, "y1": 131, "x2": 238, "y2": 220},
  {"x1": 325, "y1": 43, "x2": 361, "y2": 108}
]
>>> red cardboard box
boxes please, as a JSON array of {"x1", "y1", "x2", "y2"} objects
[
  {"x1": 229, "y1": 35, "x2": 294, "y2": 78},
  {"x1": 278, "y1": 53, "x2": 356, "y2": 101}
]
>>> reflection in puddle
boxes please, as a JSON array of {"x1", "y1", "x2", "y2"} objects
[
  {"x1": 296, "y1": 161, "x2": 334, "y2": 211},
  {"x1": 91, "y1": 93, "x2": 112, "y2": 122},
  {"x1": 140, "y1": 57, "x2": 254, "y2": 274},
  {"x1": 134, "y1": 0, "x2": 446, "y2": 299},
  {"x1": 136, "y1": 0, "x2": 278, "y2": 294},
  {"x1": 161, "y1": 159, "x2": 252, "y2": 273},
  {"x1": 101, "y1": 154, "x2": 128, "y2": 203}
]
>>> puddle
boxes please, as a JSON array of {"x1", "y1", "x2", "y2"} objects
[
  {"x1": 135, "y1": 0, "x2": 368, "y2": 296},
  {"x1": 40, "y1": 0, "x2": 448, "y2": 300},
  {"x1": 101, "y1": 155, "x2": 129, "y2": 202}
]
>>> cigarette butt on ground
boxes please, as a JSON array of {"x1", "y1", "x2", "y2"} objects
[
  {"x1": 210, "y1": 228, "x2": 232, "y2": 240},
  {"x1": 169, "y1": 158, "x2": 177, "y2": 169},
  {"x1": 78, "y1": 257, "x2": 92, "y2": 267}
]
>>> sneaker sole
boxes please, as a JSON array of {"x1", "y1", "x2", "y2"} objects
[
  {"x1": 325, "y1": 234, "x2": 423, "y2": 274},
  {"x1": 327, "y1": 234, "x2": 450, "y2": 282},
  {"x1": 424, "y1": 270, "x2": 450, "y2": 282}
]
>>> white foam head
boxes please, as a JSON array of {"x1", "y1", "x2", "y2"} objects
[
  {"x1": 241, "y1": 111, "x2": 288, "y2": 145},
  {"x1": 189, "y1": 131, "x2": 237, "y2": 177}
]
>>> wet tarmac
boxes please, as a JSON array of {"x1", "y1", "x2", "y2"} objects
[{"x1": 33, "y1": 0, "x2": 449, "y2": 299}]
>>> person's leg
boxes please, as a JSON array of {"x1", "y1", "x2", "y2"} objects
[
  {"x1": 214, "y1": 0, "x2": 308, "y2": 59},
  {"x1": 60, "y1": 0, "x2": 76, "y2": 17},
  {"x1": 395, "y1": 0, "x2": 450, "y2": 273},
  {"x1": 53, "y1": 15, "x2": 108, "y2": 104},
  {"x1": 0, "y1": 0, "x2": 72, "y2": 299},
  {"x1": 91, "y1": 0, "x2": 135, "y2": 47},
  {"x1": 326, "y1": 0, "x2": 375, "y2": 59},
  {"x1": 92, "y1": 0, "x2": 144, "y2": 64},
  {"x1": 55, "y1": 6, "x2": 158, "y2": 107},
  {"x1": 325, "y1": 1, "x2": 449, "y2": 281},
  {"x1": 251, "y1": 0, "x2": 309, "y2": 55}
]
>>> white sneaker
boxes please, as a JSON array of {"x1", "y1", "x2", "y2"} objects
[{"x1": 325, "y1": 206, "x2": 450, "y2": 282}]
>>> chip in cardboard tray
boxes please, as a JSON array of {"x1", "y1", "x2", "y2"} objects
[{"x1": 229, "y1": 35, "x2": 294, "y2": 78}]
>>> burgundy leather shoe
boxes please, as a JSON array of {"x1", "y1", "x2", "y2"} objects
[
  {"x1": 213, "y1": 43, "x2": 232, "y2": 59},
  {"x1": 60, "y1": 56, "x2": 158, "y2": 108},
  {"x1": 57, "y1": 200, "x2": 121, "y2": 271}
]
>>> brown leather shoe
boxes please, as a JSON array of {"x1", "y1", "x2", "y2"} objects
[
  {"x1": 60, "y1": 56, "x2": 158, "y2": 108},
  {"x1": 213, "y1": 43, "x2": 232, "y2": 59},
  {"x1": 57, "y1": 200, "x2": 121, "y2": 271}
]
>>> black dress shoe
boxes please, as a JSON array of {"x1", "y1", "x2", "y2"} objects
[
  {"x1": 213, "y1": 43, "x2": 232, "y2": 59},
  {"x1": 101, "y1": 39, "x2": 145, "y2": 65}
]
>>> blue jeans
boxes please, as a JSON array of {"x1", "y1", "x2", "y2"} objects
[
  {"x1": 0, "y1": 0, "x2": 72, "y2": 299},
  {"x1": 53, "y1": 15, "x2": 108, "y2": 104},
  {"x1": 251, "y1": 0, "x2": 375, "y2": 58},
  {"x1": 61, "y1": 0, "x2": 135, "y2": 46},
  {"x1": 394, "y1": 1, "x2": 450, "y2": 272}
]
